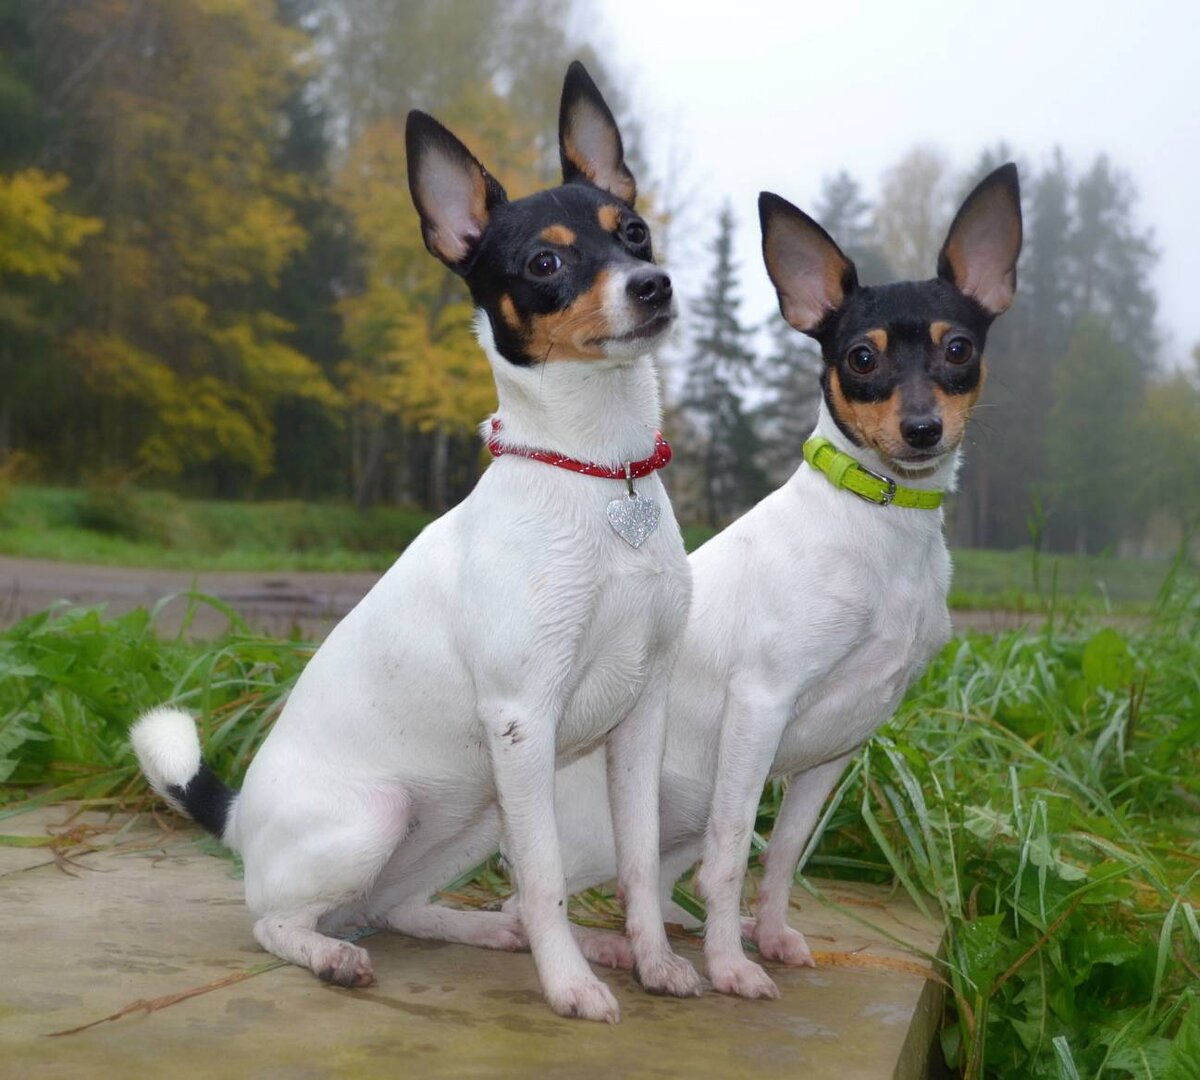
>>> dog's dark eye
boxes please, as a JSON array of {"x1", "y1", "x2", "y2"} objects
[
  {"x1": 846, "y1": 346, "x2": 876, "y2": 374},
  {"x1": 623, "y1": 221, "x2": 649, "y2": 246},
  {"x1": 527, "y1": 251, "x2": 562, "y2": 278},
  {"x1": 945, "y1": 337, "x2": 974, "y2": 364}
]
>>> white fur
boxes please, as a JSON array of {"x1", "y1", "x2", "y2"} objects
[
  {"x1": 129, "y1": 707, "x2": 205, "y2": 818},
  {"x1": 132, "y1": 313, "x2": 701, "y2": 1021},
  {"x1": 550, "y1": 399, "x2": 959, "y2": 997}
]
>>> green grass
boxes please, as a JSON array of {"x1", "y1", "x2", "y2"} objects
[
  {"x1": 948, "y1": 548, "x2": 1190, "y2": 612},
  {"x1": 1, "y1": 572, "x2": 1197, "y2": 1077},
  {"x1": 2, "y1": 485, "x2": 1191, "y2": 611},
  {"x1": 0, "y1": 485, "x2": 433, "y2": 571}
]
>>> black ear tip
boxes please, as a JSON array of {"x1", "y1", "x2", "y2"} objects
[
  {"x1": 563, "y1": 59, "x2": 597, "y2": 99},
  {"x1": 405, "y1": 110, "x2": 444, "y2": 152},
  {"x1": 988, "y1": 161, "x2": 1021, "y2": 202},
  {"x1": 758, "y1": 190, "x2": 817, "y2": 233},
  {"x1": 758, "y1": 191, "x2": 785, "y2": 227}
]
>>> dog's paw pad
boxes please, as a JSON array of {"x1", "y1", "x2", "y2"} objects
[
  {"x1": 709, "y1": 957, "x2": 780, "y2": 1000},
  {"x1": 635, "y1": 951, "x2": 704, "y2": 997},
  {"x1": 314, "y1": 942, "x2": 375, "y2": 987},
  {"x1": 546, "y1": 976, "x2": 621, "y2": 1024},
  {"x1": 757, "y1": 925, "x2": 815, "y2": 968}
]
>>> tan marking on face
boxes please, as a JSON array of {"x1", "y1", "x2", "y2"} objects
[
  {"x1": 597, "y1": 204, "x2": 621, "y2": 232},
  {"x1": 524, "y1": 270, "x2": 613, "y2": 362},
  {"x1": 827, "y1": 370, "x2": 905, "y2": 458},
  {"x1": 865, "y1": 329, "x2": 888, "y2": 352},
  {"x1": 930, "y1": 320, "x2": 952, "y2": 345},
  {"x1": 932, "y1": 362, "x2": 986, "y2": 448},
  {"x1": 499, "y1": 294, "x2": 520, "y2": 331},
  {"x1": 539, "y1": 225, "x2": 576, "y2": 246}
]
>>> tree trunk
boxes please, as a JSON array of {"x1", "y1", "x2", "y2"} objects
[{"x1": 430, "y1": 427, "x2": 449, "y2": 512}]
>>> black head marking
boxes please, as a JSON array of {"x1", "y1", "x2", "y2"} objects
[{"x1": 406, "y1": 63, "x2": 666, "y2": 367}]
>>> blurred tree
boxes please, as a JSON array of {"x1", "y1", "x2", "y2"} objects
[
  {"x1": 681, "y1": 203, "x2": 768, "y2": 527},
  {"x1": 1045, "y1": 316, "x2": 1143, "y2": 553},
  {"x1": 0, "y1": 2, "x2": 103, "y2": 466},
  {"x1": 33, "y1": 0, "x2": 337, "y2": 490},
  {"x1": 814, "y1": 170, "x2": 892, "y2": 285},
  {"x1": 753, "y1": 318, "x2": 822, "y2": 487},
  {"x1": 1132, "y1": 348, "x2": 1200, "y2": 536},
  {"x1": 267, "y1": 0, "x2": 355, "y2": 498},
  {"x1": 1070, "y1": 155, "x2": 1157, "y2": 355},
  {"x1": 874, "y1": 146, "x2": 952, "y2": 280}
]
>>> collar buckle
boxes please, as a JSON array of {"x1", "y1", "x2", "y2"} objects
[{"x1": 851, "y1": 464, "x2": 897, "y2": 506}]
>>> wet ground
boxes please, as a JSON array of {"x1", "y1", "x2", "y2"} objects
[
  {"x1": 1, "y1": 804, "x2": 944, "y2": 1078},
  {"x1": 0, "y1": 554, "x2": 1059, "y2": 639}
]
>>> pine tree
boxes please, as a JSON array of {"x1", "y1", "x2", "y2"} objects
[
  {"x1": 681, "y1": 204, "x2": 768, "y2": 527},
  {"x1": 1045, "y1": 316, "x2": 1143, "y2": 553},
  {"x1": 1071, "y1": 156, "x2": 1157, "y2": 356},
  {"x1": 754, "y1": 319, "x2": 822, "y2": 488},
  {"x1": 814, "y1": 171, "x2": 892, "y2": 285}
]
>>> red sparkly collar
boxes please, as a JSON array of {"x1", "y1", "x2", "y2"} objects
[{"x1": 486, "y1": 418, "x2": 672, "y2": 480}]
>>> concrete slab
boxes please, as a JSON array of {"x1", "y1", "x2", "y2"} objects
[{"x1": 0, "y1": 805, "x2": 944, "y2": 1078}]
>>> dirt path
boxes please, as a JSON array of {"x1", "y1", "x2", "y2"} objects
[
  {"x1": 0, "y1": 555, "x2": 382, "y2": 638},
  {"x1": 0, "y1": 554, "x2": 1068, "y2": 639}
]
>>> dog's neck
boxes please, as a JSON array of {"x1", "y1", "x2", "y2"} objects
[
  {"x1": 805, "y1": 399, "x2": 963, "y2": 502},
  {"x1": 476, "y1": 312, "x2": 663, "y2": 465}
]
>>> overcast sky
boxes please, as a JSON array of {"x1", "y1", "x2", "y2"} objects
[{"x1": 585, "y1": 0, "x2": 1198, "y2": 366}]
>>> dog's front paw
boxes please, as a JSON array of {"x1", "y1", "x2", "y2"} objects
[
  {"x1": 315, "y1": 941, "x2": 375, "y2": 988},
  {"x1": 756, "y1": 924, "x2": 815, "y2": 967},
  {"x1": 545, "y1": 974, "x2": 621, "y2": 1023},
  {"x1": 707, "y1": 955, "x2": 780, "y2": 999},
  {"x1": 635, "y1": 949, "x2": 704, "y2": 997}
]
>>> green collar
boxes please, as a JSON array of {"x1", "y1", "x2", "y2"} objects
[{"x1": 802, "y1": 436, "x2": 944, "y2": 510}]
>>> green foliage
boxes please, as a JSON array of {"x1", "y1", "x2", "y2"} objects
[
  {"x1": 680, "y1": 202, "x2": 769, "y2": 527},
  {"x1": 1045, "y1": 317, "x2": 1146, "y2": 553},
  {"x1": 0, "y1": 485, "x2": 433, "y2": 570},
  {"x1": 0, "y1": 600, "x2": 311, "y2": 805}
]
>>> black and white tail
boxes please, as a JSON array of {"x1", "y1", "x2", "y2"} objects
[{"x1": 130, "y1": 708, "x2": 238, "y2": 842}]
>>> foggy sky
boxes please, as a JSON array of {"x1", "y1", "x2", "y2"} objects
[{"x1": 589, "y1": 0, "x2": 1198, "y2": 367}]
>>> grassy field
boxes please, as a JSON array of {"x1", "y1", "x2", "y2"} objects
[
  {"x1": 1, "y1": 580, "x2": 1197, "y2": 1076},
  {"x1": 0, "y1": 485, "x2": 430, "y2": 571},
  {"x1": 1, "y1": 485, "x2": 1193, "y2": 610}
]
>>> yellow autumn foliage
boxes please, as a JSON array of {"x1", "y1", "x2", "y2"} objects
[
  {"x1": 336, "y1": 90, "x2": 551, "y2": 438},
  {"x1": 0, "y1": 170, "x2": 102, "y2": 283}
]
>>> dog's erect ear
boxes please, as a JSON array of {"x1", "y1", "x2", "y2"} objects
[
  {"x1": 406, "y1": 111, "x2": 507, "y2": 273},
  {"x1": 759, "y1": 191, "x2": 859, "y2": 336},
  {"x1": 559, "y1": 60, "x2": 637, "y2": 205},
  {"x1": 938, "y1": 163, "x2": 1022, "y2": 316}
]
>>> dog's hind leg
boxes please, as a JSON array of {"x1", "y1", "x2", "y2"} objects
[
  {"x1": 253, "y1": 908, "x2": 375, "y2": 987},
  {"x1": 239, "y1": 777, "x2": 413, "y2": 987},
  {"x1": 380, "y1": 905, "x2": 526, "y2": 951},
  {"x1": 370, "y1": 806, "x2": 527, "y2": 951}
]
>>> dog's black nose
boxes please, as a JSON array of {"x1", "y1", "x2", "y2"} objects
[
  {"x1": 626, "y1": 268, "x2": 672, "y2": 308},
  {"x1": 901, "y1": 416, "x2": 943, "y2": 450}
]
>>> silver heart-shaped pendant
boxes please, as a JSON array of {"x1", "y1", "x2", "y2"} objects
[{"x1": 606, "y1": 492, "x2": 661, "y2": 548}]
